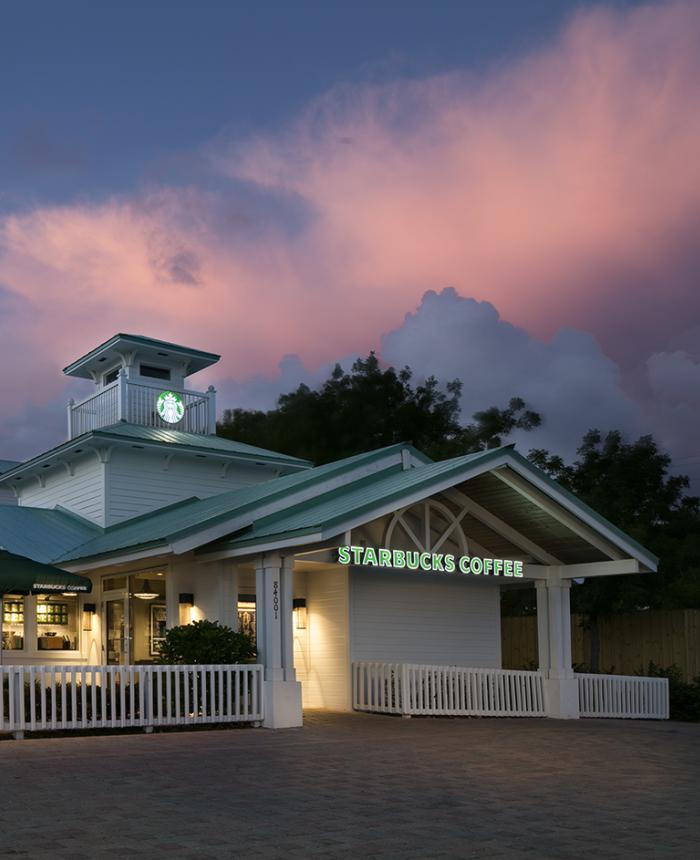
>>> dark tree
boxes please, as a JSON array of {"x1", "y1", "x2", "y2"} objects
[
  {"x1": 218, "y1": 352, "x2": 541, "y2": 464},
  {"x1": 527, "y1": 430, "x2": 700, "y2": 669}
]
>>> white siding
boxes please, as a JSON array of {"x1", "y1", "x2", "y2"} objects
[
  {"x1": 350, "y1": 567, "x2": 502, "y2": 669},
  {"x1": 295, "y1": 567, "x2": 351, "y2": 710},
  {"x1": 106, "y1": 449, "x2": 279, "y2": 525},
  {"x1": 19, "y1": 457, "x2": 105, "y2": 525}
]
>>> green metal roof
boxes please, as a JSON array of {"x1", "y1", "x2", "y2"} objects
[
  {"x1": 223, "y1": 447, "x2": 508, "y2": 549},
  {"x1": 0, "y1": 423, "x2": 311, "y2": 485},
  {"x1": 63, "y1": 333, "x2": 221, "y2": 377},
  {"x1": 58, "y1": 443, "x2": 413, "y2": 562},
  {"x1": 0, "y1": 460, "x2": 21, "y2": 474},
  {"x1": 0, "y1": 507, "x2": 100, "y2": 564},
  {"x1": 95, "y1": 424, "x2": 312, "y2": 465}
]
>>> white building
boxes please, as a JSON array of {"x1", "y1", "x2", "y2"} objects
[{"x1": 0, "y1": 334, "x2": 666, "y2": 730}]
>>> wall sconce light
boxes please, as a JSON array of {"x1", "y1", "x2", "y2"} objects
[
  {"x1": 82, "y1": 603, "x2": 96, "y2": 631},
  {"x1": 179, "y1": 593, "x2": 194, "y2": 626},
  {"x1": 293, "y1": 597, "x2": 307, "y2": 630}
]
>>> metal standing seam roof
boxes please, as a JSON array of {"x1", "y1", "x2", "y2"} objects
[
  {"x1": 0, "y1": 423, "x2": 311, "y2": 484},
  {"x1": 56, "y1": 442, "x2": 418, "y2": 562},
  {"x1": 0, "y1": 460, "x2": 21, "y2": 474},
  {"x1": 0, "y1": 506, "x2": 101, "y2": 564},
  {"x1": 62, "y1": 333, "x2": 221, "y2": 376},
  {"x1": 219, "y1": 446, "x2": 660, "y2": 568},
  {"x1": 222, "y1": 447, "x2": 509, "y2": 548}
]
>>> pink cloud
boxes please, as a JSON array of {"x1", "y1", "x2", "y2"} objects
[{"x1": 1, "y1": 1, "x2": 700, "y2": 448}]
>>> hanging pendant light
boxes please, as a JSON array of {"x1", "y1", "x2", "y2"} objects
[{"x1": 133, "y1": 579, "x2": 158, "y2": 600}]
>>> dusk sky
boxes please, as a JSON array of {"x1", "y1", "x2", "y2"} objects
[{"x1": 1, "y1": 0, "x2": 699, "y2": 484}]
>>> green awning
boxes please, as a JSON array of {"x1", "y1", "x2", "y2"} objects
[{"x1": 0, "y1": 550, "x2": 92, "y2": 596}]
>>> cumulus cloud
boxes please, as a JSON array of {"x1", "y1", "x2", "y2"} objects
[{"x1": 1, "y1": 1, "x2": 700, "y2": 470}]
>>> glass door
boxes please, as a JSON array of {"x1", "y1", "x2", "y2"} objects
[{"x1": 105, "y1": 596, "x2": 128, "y2": 665}]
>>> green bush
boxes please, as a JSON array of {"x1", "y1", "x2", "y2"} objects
[
  {"x1": 156, "y1": 620, "x2": 256, "y2": 665},
  {"x1": 637, "y1": 663, "x2": 700, "y2": 722}
]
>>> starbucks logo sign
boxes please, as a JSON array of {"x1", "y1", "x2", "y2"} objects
[{"x1": 156, "y1": 390, "x2": 185, "y2": 424}]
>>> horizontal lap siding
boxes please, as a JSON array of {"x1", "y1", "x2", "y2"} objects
[
  {"x1": 20, "y1": 459, "x2": 104, "y2": 524},
  {"x1": 299, "y1": 568, "x2": 351, "y2": 710},
  {"x1": 107, "y1": 451, "x2": 273, "y2": 525},
  {"x1": 350, "y1": 568, "x2": 501, "y2": 669}
]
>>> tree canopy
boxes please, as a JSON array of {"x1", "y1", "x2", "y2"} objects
[
  {"x1": 218, "y1": 352, "x2": 541, "y2": 463},
  {"x1": 527, "y1": 430, "x2": 700, "y2": 616}
]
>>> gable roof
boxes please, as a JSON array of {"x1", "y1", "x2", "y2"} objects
[{"x1": 0, "y1": 442, "x2": 659, "y2": 573}]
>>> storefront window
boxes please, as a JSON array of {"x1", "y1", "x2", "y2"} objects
[
  {"x1": 2, "y1": 596, "x2": 25, "y2": 650},
  {"x1": 129, "y1": 573, "x2": 166, "y2": 663},
  {"x1": 237, "y1": 595, "x2": 256, "y2": 639},
  {"x1": 36, "y1": 595, "x2": 79, "y2": 651}
]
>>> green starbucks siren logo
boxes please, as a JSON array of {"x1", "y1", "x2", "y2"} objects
[{"x1": 156, "y1": 390, "x2": 185, "y2": 424}]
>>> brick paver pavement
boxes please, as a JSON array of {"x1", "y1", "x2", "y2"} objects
[{"x1": 1, "y1": 711, "x2": 698, "y2": 859}]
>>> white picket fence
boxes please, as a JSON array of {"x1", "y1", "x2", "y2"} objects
[
  {"x1": 576, "y1": 672, "x2": 669, "y2": 720},
  {"x1": 353, "y1": 663, "x2": 670, "y2": 719},
  {"x1": 0, "y1": 664, "x2": 264, "y2": 734},
  {"x1": 353, "y1": 662, "x2": 547, "y2": 717}
]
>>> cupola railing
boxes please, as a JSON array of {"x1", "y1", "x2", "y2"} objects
[{"x1": 67, "y1": 373, "x2": 216, "y2": 438}]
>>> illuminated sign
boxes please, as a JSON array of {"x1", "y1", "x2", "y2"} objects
[
  {"x1": 337, "y1": 545, "x2": 524, "y2": 577},
  {"x1": 156, "y1": 390, "x2": 185, "y2": 424}
]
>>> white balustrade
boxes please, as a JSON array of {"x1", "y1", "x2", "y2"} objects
[
  {"x1": 0, "y1": 664, "x2": 263, "y2": 733},
  {"x1": 576, "y1": 672, "x2": 669, "y2": 720},
  {"x1": 353, "y1": 662, "x2": 547, "y2": 717},
  {"x1": 69, "y1": 382, "x2": 212, "y2": 437}
]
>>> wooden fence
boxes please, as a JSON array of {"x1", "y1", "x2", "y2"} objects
[{"x1": 502, "y1": 608, "x2": 700, "y2": 682}]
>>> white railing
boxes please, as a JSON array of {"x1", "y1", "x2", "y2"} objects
[
  {"x1": 353, "y1": 662, "x2": 547, "y2": 717},
  {"x1": 576, "y1": 672, "x2": 669, "y2": 720},
  {"x1": 0, "y1": 664, "x2": 263, "y2": 733},
  {"x1": 69, "y1": 377, "x2": 215, "y2": 437},
  {"x1": 69, "y1": 382, "x2": 120, "y2": 436}
]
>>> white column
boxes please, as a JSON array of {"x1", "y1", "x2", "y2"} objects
[
  {"x1": 280, "y1": 555, "x2": 296, "y2": 682},
  {"x1": 255, "y1": 552, "x2": 302, "y2": 728},
  {"x1": 117, "y1": 369, "x2": 128, "y2": 423},
  {"x1": 535, "y1": 580, "x2": 550, "y2": 674},
  {"x1": 207, "y1": 385, "x2": 217, "y2": 434},
  {"x1": 216, "y1": 561, "x2": 238, "y2": 630},
  {"x1": 536, "y1": 573, "x2": 579, "y2": 719}
]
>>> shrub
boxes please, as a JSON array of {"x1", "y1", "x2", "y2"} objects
[
  {"x1": 637, "y1": 662, "x2": 700, "y2": 722},
  {"x1": 157, "y1": 620, "x2": 256, "y2": 665}
]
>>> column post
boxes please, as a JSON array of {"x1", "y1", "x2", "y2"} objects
[
  {"x1": 216, "y1": 560, "x2": 238, "y2": 630},
  {"x1": 207, "y1": 385, "x2": 217, "y2": 435},
  {"x1": 255, "y1": 553, "x2": 302, "y2": 728},
  {"x1": 536, "y1": 571, "x2": 579, "y2": 719}
]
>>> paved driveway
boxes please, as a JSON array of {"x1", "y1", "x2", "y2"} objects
[{"x1": 1, "y1": 711, "x2": 698, "y2": 859}]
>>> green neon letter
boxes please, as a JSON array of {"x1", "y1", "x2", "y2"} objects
[
  {"x1": 513, "y1": 560, "x2": 524, "y2": 578},
  {"x1": 470, "y1": 557, "x2": 483, "y2": 575},
  {"x1": 338, "y1": 546, "x2": 351, "y2": 565},
  {"x1": 406, "y1": 552, "x2": 420, "y2": 570},
  {"x1": 392, "y1": 549, "x2": 406, "y2": 568},
  {"x1": 503, "y1": 560, "x2": 513, "y2": 577},
  {"x1": 378, "y1": 549, "x2": 392, "y2": 567},
  {"x1": 458, "y1": 555, "x2": 470, "y2": 574},
  {"x1": 351, "y1": 546, "x2": 364, "y2": 564},
  {"x1": 419, "y1": 552, "x2": 432, "y2": 571},
  {"x1": 493, "y1": 559, "x2": 503, "y2": 577},
  {"x1": 444, "y1": 554, "x2": 456, "y2": 573},
  {"x1": 483, "y1": 558, "x2": 494, "y2": 576}
]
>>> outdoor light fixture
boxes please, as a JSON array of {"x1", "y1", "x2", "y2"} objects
[
  {"x1": 82, "y1": 603, "x2": 96, "y2": 631},
  {"x1": 133, "y1": 580, "x2": 159, "y2": 600},
  {"x1": 293, "y1": 597, "x2": 307, "y2": 630},
  {"x1": 179, "y1": 593, "x2": 195, "y2": 625}
]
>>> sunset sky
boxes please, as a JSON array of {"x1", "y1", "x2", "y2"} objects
[{"x1": 1, "y1": 0, "x2": 699, "y2": 485}]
